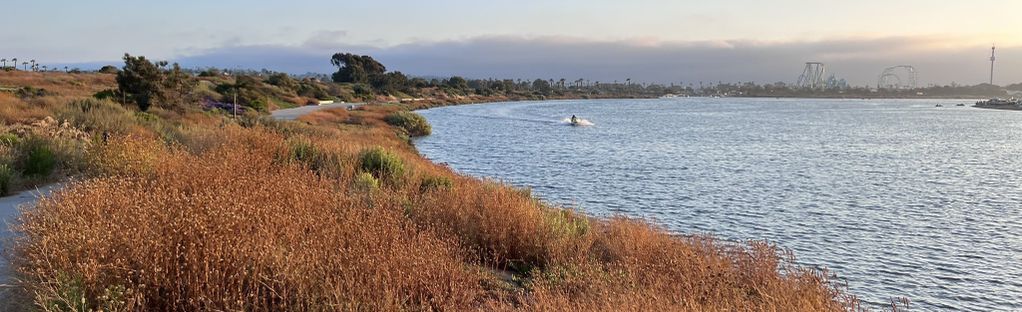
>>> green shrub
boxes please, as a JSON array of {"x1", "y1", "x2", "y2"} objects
[
  {"x1": 15, "y1": 86, "x2": 52, "y2": 98},
  {"x1": 288, "y1": 139, "x2": 320, "y2": 167},
  {"x1": 358, "y1": 147, "x2": 405, "y2": 184},
  {"x1": 0, "y1": 133, "x2": 18, "y2": 146},
  {"x1": 419, "y1": 175, "x2": 453, "y2": 193},
  {"x1": 384, "y1": 111, "x2": 432, "y2": 137},
  {"x1": 247, "y1": 98, "x2": 268, "y2": 112},
  {"x1": 93, "y1": 89, "x2": 119, "y2": 101},
  {"x1": 0, "y1": 163, "x2": 14, "y2": 196},
  {"x1": 353, "y1": 171, "x2": 380, "y2": 191},
  {"x1": 20, "y1": 137, "x2": 56, "y2": 177},
  {"x1": 135, "y1": 111, "x2": 159, "y2": 123},
  {"x1": 60, "y1": 98, "x2": 134, "y2": 134},
  {"x1": 546, "y1": 209, "x2": 590, "y2": 238},
  {"x1": 49, "y1": 272, "x2": 88, "y2": 312}
]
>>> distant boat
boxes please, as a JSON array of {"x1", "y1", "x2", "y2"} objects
[
  {"x1": 975, "y1": 98, "x2": 1021, "y2": 107},
  {"x1": 956, "y1": 103, "x2": 965, "y2": 107},
  {"x1": 935, "y1": 104, "x2": 943, "y2": 107}
]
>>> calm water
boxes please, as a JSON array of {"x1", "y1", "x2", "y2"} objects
[{"x1": 415, "y1": 98, "x2": 1022, "y2": 311}]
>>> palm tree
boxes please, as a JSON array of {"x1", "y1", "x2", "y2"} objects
[
  {"x1": 22, "y1": 62, "x2": 28, "y2": 71},
  {"x1": 30, "y1": 59, "x2": 36, "y2": 72},
  {"x1": 64, "y1": 66, "x2": 68, "y2": 73},
  {"x1": 0, "y1": 58, "x2": 5, "y2": 69},
  {"x1": 11, "y1": 58, "x2": 17, "y2": 70},
  {"x1": 41, "y1": 65, "x2": 47, "y2": 72}
]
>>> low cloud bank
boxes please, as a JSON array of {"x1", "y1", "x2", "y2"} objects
[{"x1": 175, "y1": 36, "x2": 1020, "y2": 86}]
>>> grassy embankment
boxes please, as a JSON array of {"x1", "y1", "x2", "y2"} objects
[{"x1": 0, "y1": 71, "x2": 861, "y2": 311}]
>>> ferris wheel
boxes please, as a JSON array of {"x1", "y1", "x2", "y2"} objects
[{"x1": 877, "y1": 65, "x2": 918, "y2": 90}]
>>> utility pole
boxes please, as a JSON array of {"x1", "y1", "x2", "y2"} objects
[
  {"x1": 989, "y1": 44, "x2": 996, "y2": 85},
  {"x1": 233, "y1": 91, "x2": 238, "y2": 119}
]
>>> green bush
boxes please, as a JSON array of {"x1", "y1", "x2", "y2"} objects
[
  {"x1": 358, "y1": 147, "x2": 405, "y2": 184},
  {"x1": 15, "y1": 86, "x2": 52, "y2": 98},
  {"x1": 545, "y1": 209, "x2": 590, "y2": 238},
  {"x1": 419, "y1": 175, "x2": 453, "y2": 193},
  {"x1": 0, "y1": 163, "x2": 14, "y2": 196},
  {"x1": 288, "y1": 139, "x2": 320, "y2": 167},
  {"x1": 384, "y1": 111, "x2": 432, "y2": 137},
  {"x1": 21, "y1": 137, "x2": 56, "y2": 177},
  {"x1": 93, "y1": 89, "x2": 119, "y2": 101},
  {"x1": 0, "y1": 133, "x2": 18, "y2": 146},
  {"x1": 60, "y1": 98, "x2": 134, "y2": 134},
  {"x1": 353, "y1": 171, "x2": 380, "y2": 191}
]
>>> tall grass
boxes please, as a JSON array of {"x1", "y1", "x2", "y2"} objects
[{"x1": 10, "y1": 130, "x2": 482, "y2": 311}]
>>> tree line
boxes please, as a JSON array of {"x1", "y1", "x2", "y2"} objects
[{"x1": 106, "y1": 51, "x2": 1022, "y2": 114}]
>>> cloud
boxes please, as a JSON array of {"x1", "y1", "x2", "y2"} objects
[{"x1": 173, "y1": 35, "x2": 1021, "y2": 86}]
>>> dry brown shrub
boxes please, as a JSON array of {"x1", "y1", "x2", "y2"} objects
[{"x1": 11, "y1": 130, "x2": 482, "y2": 311}]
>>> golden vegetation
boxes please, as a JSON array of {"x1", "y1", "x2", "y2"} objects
[{"x1": 1, "y1": 71, "x2": 862, "y2": 311}]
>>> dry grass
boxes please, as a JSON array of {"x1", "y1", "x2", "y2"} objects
[
  {"x1": 0, "y1": 71, "x2": 116, "y2": 98},
  {"x1": 2, "y1": 72, "x2": 862, "y2": 311},
  {"x1": 10, "y1": 129, "x2": 482, "y2": 311}
]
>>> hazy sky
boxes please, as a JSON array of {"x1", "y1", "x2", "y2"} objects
[{"x1": 4, "y1": 0, "x2": 1021, "y2": 85}]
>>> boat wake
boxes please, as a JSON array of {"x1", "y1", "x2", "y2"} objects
[{"x1": 561, "y1": 117, "x2": 595, "y2": 126}]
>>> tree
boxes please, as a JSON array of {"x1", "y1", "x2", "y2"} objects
[
  {"x1": 98, "y1": 65, "x2": 119, "y2": 74},
  {"x1": 161, "y1": 63, "x2": 197, "y2": 111},
  {"x1": 532, "y1": 79, "x2": 552, "y2": 95},
  {"x1": 29, "y1": 59, "x2": 35, "y2": 72},
  {"x1": 22, "y1": 62, "x2": 28, "y2": 71},
  {"x1": 330, "y1": 53, "x2": 386, "y2": 84},
  {"x1": 370, "y1": 71, "x2": 409, "y2": 94},
  {"x1": 11, "y1": 58, "x2": 16, "y2": 71},
  {"x1": 446, "y1": 76, "x2": 468, "y2": 90},
  {"x1": 1, "y1": 59, "x2": 6, "y2": 69},
  {"x1": 266, "y1": 72, "x2": 298, "y2": 91},
  {"x1": 116, "y1": 54, "x2": 167, "y2": 111}
]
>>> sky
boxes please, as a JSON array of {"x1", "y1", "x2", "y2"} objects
[{"x1": 3, "y1": 0, "x2": 1022, "y2": 86}]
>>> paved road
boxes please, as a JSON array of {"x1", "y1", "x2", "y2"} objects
[
  {"x1": 270, "y1": 103, "x2": 363, "y2": 120},
  {"x1": 0, "y1": 183, "x2": 63, "y2": 284}
]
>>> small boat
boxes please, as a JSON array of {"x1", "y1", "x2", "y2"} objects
[
  {"x1": 956, "y1": 103, "x2": 965, "y2": 107},
  {"x1": 935, "y1": 104, "x2": 943, "y2": 107}
]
